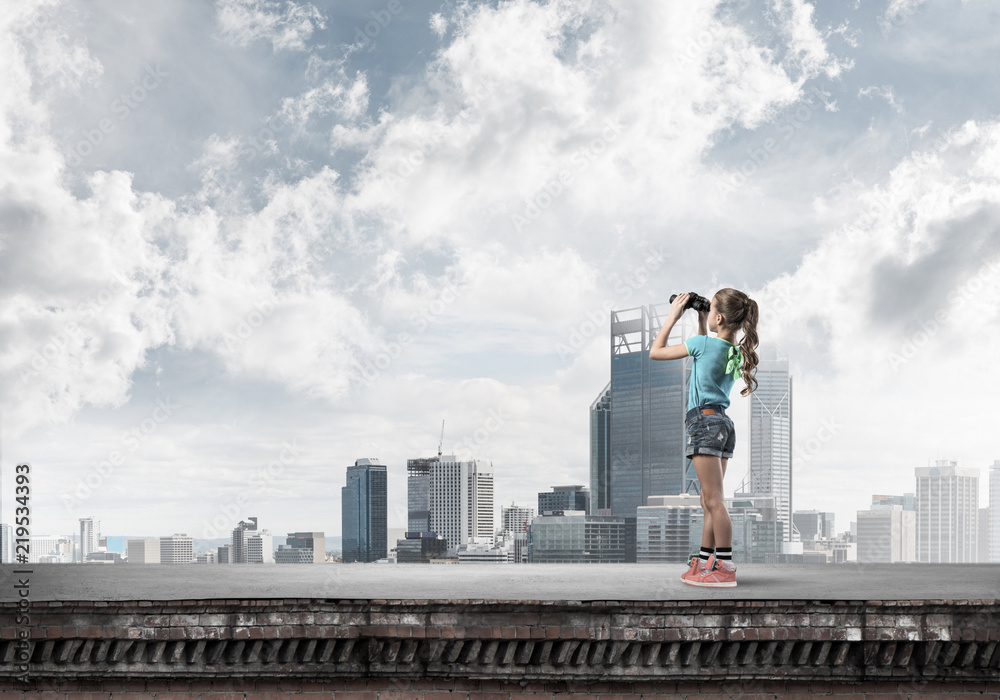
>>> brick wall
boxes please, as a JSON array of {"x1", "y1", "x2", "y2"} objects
[
  {"x1": 2, "y1": 597, "x2": 998, "y2": 688},
  {"x1": 1, "y1": 677, "x2": 999, "y2": 698}
]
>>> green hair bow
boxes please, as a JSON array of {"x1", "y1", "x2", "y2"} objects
[{"x1": 726, "y1": 345, "x2": 743, "y2": 381}]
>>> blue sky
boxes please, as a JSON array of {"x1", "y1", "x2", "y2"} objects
[{"x1": 2, "y1": 0, "x2": 999, "y2": 543}]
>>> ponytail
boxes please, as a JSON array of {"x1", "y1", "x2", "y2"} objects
[
  {"x1": 713, "y1": 288, "x2": 760, "y2": 396},
  {"x1": 738, "y1": 298, "x2": 759, "y2": 396}
]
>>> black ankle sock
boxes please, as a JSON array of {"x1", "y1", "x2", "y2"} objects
[
  {"x1": 699, "y1": 547, "x2": 714, "y2": 562},
  {"x1": 715, "y1": 546, "x2": 732, "y2": 561}
]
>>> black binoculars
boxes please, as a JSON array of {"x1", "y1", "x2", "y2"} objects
[{"x1": 669, "y1": 292, "x2": 711, "y2": 313}]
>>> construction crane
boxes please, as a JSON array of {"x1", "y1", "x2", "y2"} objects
[{"x1": 437, "y1": 419, "x2": 445, "y2": 457}]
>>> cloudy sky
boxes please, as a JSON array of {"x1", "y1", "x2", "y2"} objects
[{"x1": 2, "y1": 0, "x2": 999, "y2": 545}]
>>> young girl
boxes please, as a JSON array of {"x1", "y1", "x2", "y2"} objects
[{"x1": 649, "y1": 288, "x2": 759, "y2": 587}]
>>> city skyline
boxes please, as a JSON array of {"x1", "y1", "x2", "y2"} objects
[{"x1": 3, "y1": 1, "x2": 1000, "y2": 545}]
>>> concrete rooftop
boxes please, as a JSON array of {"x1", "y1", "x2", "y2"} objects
[{"x1": 2, "y1": 562, "x2": 999, "y2": 602}]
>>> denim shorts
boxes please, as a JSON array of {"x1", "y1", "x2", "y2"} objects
[{"x1": 685, "y1": 405, "x2": 736, "y2": 459}]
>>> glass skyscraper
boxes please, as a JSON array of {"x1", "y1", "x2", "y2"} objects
[
  {"x1": 589, "y1": 383, "x2": 611, "y2": 514},
  {"x1": 341, "y1": 458, "x2": 388, "y2": 563},
  {"x1": 745, "y1": 344, "x2": 792, "y2": 541},
  {"x1": 407, "y1": 457, "x2": 433, "y2": 532},
  {"x1": 607, "y1": 303, "x2": 696, "y2": 519}
]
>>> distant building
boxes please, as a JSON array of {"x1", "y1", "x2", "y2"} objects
[
  {"x1": 457, "y1": 539, "x2": 506, "y2": 564},
  {"x1": 342, "y1": 458, "x2": 388, "y2": 563},
  {"x1": 231, "y1": 517, "x2": 259, "y2": 564},
  {"x1": 493, "y1": 503, "x2": 533, "y2": 564},
  {"x1": 872, "y1": 494, "x2": 916, "y2": 511},
  {"x1": 589, "y1": 383, "x2": 611, "y2": 515},
  {"x1": 84, "y1": 551, "x2": 122, "y2": 563},
  {"x1": 727, "y1": 495, "x2": 784, "y2": 564},
  {"x1": 217, "y1": 545, "x2": 231, "y2": 564},
  {"x1": 636, "y1": 494, "x2": 703, "y2": 563},
  {"x1": 396, "y1": 531, "x2": 448, "y2": 563},
  {"x1": 429, "y1": 455, "x2": 494, "y2": 554},
  {"x1": 127, "y1": 539, "x2": 161, "y2": 564},
  {"x1": 857, "y1": 506, "x2": 915, "y2": 562},
  {"x1": 407, "y1": 457, "x2": 433, "y2": 532},
  {"x1": 160, "y1": 534, "x2": 194, "y2": 564},
  {"x1": 608, "y1": 304, "x2": 697, "y2": 520},
  {"x1": 792, "y1": 510, "x2": 835, "y2": 543},
  {"x1": 246, "y1": 530, "x2": 274, "y2": 564},
  {"x1": 538, "y1": 485, "x2": 591, "y2": 515},
  {"x1": 500, "y1": 502, "x2": 534, "y2": 536},
  {"x1": 28, "y1": 535, "x2": 73, "y2": 564},
  {"x1": 493, "y1": 532, "x2": 529, "y2": 564},
  {"x1": 100, "y1": 536, "x2": 127, "y2": 556},
  {"x1": 990, "y1": 461, "x2": 1000, "y2": 563},
  {"x1": 386, "y1": 527, "x2": 405, "y2": 561},
  {"x1": 916, "y1": 461, "x2": 979, "y2": 563},
  {"x1": 744, "y1": 344, "x2": 792, "y2": 542},
  {"x1": 196, "y1": 551, "x2": 217, "y2": 564},
  {"x1": 527, "y1": 511, "x2": 627, "y2": 563},
  {"x1": 79, "y1": 517, "x2": 100, "y2": 562},
  {"x1": 276, "y1": 532, "x2": 325, "y2": 564}
]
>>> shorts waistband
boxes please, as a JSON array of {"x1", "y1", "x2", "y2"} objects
[{"x1": 686, "y1": 405, "x2": 728, "y2": 419}]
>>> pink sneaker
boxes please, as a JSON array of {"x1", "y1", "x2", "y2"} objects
[
  {"x1": 680, "y1": 553, "x2": 708, "y2": 584},
  {"x1": 689, "y1": 555, "x2": 737, "y2": 587}
]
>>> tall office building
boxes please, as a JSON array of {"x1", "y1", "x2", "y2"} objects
[
  {"x1": 79, "y1": 517, "x2": 100, "y2": 562},
  {"x1": 231, "y1": 517, "x2": 258, "y2": 564},
  {"x1": 407, "y1": 457, "x2": 434, "y2": 532},
  {"x1": 742, "y1": 344, "x2": 792, "y2": 541},
  {"x1": 428, "y1": 455, "x2": 494, "y2": 553},
  {"x1": 608, "y1": 304, "x2": 695, "y2": 519},
  {"x1": 990, "y1": 461, "x2": 1000, "y2": 562},
  {"x1": 538, "y1": 485, "x2": 591, "y2": 515},
  {"x1": 589, "y1": 383, "x2": 611, "y2": 514},
  {"x1": 342, "y1": 458, "x2": 388, "y2": 563},
  {"x1": 915, "y1": 460, "x2": 979, "y2": 563},
  {"x1": 160, "y1": 534, "x2": 193, "y2": 564}
]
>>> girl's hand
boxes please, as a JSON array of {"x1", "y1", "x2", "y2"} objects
[{"x1": 667, "y1": 293, "x2": 689, "y2": 322}]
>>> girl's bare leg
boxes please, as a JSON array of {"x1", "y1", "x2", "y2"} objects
[{"x1": 695, "y1": 455, "x2": 731, "y2": 549}]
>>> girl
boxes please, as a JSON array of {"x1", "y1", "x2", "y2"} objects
[{"x1": 649, "y1": 288, "x2": 759, "y2": 587}]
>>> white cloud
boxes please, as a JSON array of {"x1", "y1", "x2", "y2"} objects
[
  {"x1": 750, "y1": 119, "x2": 1000, "y2": 517},
  {"x1": 859, "y1": 84, "x2": 903, "y2": 113},
  {"x1": 332, "y1": 0, "x2": 849, "y2": 255},
  {"x1": 278, "y1": 69, "x2": 370, "y2": 129},
  {"x1": 215, "y1": 0, "x2": 325, "y2": 52},
  {"x1": 879, "y1": 0, "x2": 925, "y2": 35},
  {"x1": 429, "y1": 12, "x2": 448, "y2": 38}
]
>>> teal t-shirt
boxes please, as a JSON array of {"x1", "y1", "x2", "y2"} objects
[{"x1": 684, "y1": 335, "x2": 738, "y2": 411}]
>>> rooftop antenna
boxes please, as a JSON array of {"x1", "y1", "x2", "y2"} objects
[{"x1": 437, "y1": 419, "x2": 444, "y2": 457}]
